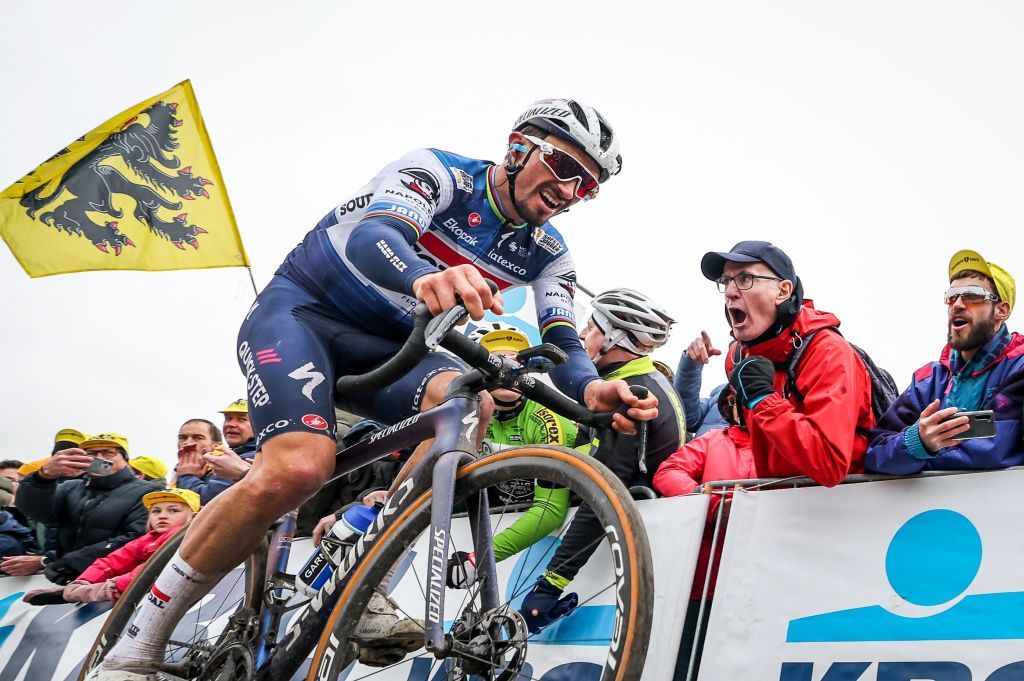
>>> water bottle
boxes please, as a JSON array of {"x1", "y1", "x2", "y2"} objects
[{"x1": 296, "y1": 504, "x2": 379, "y2": 598}]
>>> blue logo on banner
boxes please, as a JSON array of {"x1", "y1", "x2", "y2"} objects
[{"x1": 787, "y1": 509, "x2": 1024, "y2": 642}]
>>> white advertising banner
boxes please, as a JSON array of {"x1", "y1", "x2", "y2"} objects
[
  {"x1": 352, "y1": 494, "x2": 709, "y2": 681},
  {"x1": 698, "y1": 469, "x2": 1024, "y2": 681},
  {"x1": 0, "y1": 494, "x2": 708, "y2": 680}
]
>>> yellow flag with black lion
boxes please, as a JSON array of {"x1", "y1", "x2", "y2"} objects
[{"x1": 0, "y1": 79, "x2": 248, "y2": 277}]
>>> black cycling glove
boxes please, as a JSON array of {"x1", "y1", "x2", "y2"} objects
[{"x1": 728, "y1": 356, "x2": 776, "y2": 410}]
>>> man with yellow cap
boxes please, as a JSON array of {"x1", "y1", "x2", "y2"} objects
[
  {"x1": 866, "y1": 249, "x2": 1024, "y2": 474},
  {"x1": 16, "y1": 427, "x2": 87, "y2": 477},
  {"x1": 176, "y1": 400, "x2": 257, "y2": 505},
  {"x1": 128, "y1": 457, "x2": 169, "y2": 483},
  {"x1": 4, "y1": 432, "x2": 162, "y2": 582}
]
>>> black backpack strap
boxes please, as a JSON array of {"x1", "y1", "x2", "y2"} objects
[{"x1": 783, "y1": 326, "x2": 840, "y2": 403}]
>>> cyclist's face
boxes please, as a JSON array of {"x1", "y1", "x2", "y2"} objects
[
  {"x1": 721, "y1": 261, "x2": 791, "y2": 342},
  {"x1": 222, "y1": 412, "x2": 253, "y2": 447},
  {"x1": 510, "y1": 132, "x2": 601, "y2": 224},
  {"x1": 579, "y1": 318, "x2": 605, "y2": 360}
]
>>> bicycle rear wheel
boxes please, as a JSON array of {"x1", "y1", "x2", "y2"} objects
[
  {"x1": 77, "y1": 526, "x2": 267, "y2": 681},
  {"x1": 309, "y1": 445, "x2": 653, "y2": 681}
]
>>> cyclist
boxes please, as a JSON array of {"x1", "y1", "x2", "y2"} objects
[
  {"x1": 519, "y1": 288, "x2": 685, "y2": 633},
  {"x1": 446, "y1": 322, "x2": 582, "y2": 588},
  {"x1": 90, "y1": 99, "x2": 657, "y2": 680}
]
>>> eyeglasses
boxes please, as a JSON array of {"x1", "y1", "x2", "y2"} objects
[
  {"x1": 86, "y1": 448, "x2": 122, "y2": 459},
  {"x1": 944, "y1": 285, "x2": 1000, "y2": 306},
  {"x1": 522, "y1": 134, "x2": 600, "y2": 201},
  {"x1": 715, "y1": 272, "x2": 783, "y2": 293}
]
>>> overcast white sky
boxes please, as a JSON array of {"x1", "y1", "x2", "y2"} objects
[{"x1": 2, "y1": 1, "x2": 1023, "y2": 469}]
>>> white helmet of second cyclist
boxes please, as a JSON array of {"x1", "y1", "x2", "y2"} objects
[
  {"x1": 590, "y1": 288, "x2": 675, "y2": 356},
  {"x1": 513, "y1": 98, "x2": 622, "y2": 182}
]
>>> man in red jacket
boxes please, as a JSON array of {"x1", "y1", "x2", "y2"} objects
[{"x1": 701, "y1": 241, "x2": 873, "y2": 487}]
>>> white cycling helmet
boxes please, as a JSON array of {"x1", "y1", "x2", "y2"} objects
[
  {"x1": 513, "y1": 98, "x2": 622, "y2": 182},
  {"x1": 590, "y1": 288, "x2": 675, "y2": 356},
  {"x1": 467, "y1": 321, "x2": 531, "y2": 354}
]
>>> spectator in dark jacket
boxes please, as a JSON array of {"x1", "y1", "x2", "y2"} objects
[
  {"x1": 176, "y1": 400, "x2": 257, "y2": 505},
  {"x1": 6, "y1": 432, "x2": 160, "y2": 584},
  {"x1": 0, "y1": 472, "x2": 39, "y2": 560}
]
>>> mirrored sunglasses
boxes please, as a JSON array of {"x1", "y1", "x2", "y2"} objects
[
  {"x1": 944, "y1": 285, "x2": 1000, "y2": 305},
  {"x1": 522, "y1": 134, "x2": 600, "y2": 201}
]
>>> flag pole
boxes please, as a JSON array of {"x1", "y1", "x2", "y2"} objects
[{"x1": 246, "y1": 266, "x2": 259, "y2": 298}]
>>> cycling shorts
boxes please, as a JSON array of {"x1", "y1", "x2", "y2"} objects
[{"x1": 237, "y1": 276, "x2": 466, "y2": 449}]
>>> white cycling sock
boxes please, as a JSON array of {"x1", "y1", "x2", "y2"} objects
[{"x1": 103, "y1": 549, "x2": 221, "y2": 669}]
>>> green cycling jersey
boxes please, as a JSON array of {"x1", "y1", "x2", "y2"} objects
[{"x1": 482, "y1": 398, "x2": 580, "y2": 562}]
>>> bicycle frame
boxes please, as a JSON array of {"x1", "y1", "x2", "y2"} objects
[{"x1": 256, "y1": 387, "x2": 499, "y2": 677}]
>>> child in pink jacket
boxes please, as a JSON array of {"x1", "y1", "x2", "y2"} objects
[{"x1": 24, "y1": 487, "x2": 199, "y2": 605}]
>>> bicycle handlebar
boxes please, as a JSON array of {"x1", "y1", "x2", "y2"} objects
[
  {"x1": 334, "y1": 301, "x2": 433, "y2": 396},
  {"x1": 334, "y1": 282, "x2": 649, "y2": 430}
]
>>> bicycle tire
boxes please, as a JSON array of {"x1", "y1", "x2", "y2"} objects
[
  {"x1": 308, "y1": 445, "x2": 653, "y2": 681},
  {"x1": 77, "y1": 525, "x2": 268, "y2": 681}
]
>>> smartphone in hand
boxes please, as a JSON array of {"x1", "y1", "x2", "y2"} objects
[
  {"x1": 85, "y1": 457, "x2": 114, "y2": 475},
  {"x1": 950, "y1": 410, "x2": 996, "y2": 440}
]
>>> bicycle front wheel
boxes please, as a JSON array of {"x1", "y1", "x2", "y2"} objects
[
  {"x1": 309, "y1": 445, "x2": 654, "y2": 681},
  {"x1": 77, "y1": 526, "x2": 267, "y2": 681}
]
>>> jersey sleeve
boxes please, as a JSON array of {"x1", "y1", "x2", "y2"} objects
[
  {"x1": 345, "y1": 149, "x2": 455, "y2": 294},
  {"x1": 530, "y1": 252, "x2": 599, "y2": 402}
]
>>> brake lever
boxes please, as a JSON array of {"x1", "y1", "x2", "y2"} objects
[
  {"x1": 424, "y1": 280, "x2": 500, "y2": 350},
  {"x1": 425, "y1": 305, "x2": 468, "y2": 350}
]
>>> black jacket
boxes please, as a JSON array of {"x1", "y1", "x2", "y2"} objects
[
  {"x1": 0, "y1": 508, "x2": 38, "y2": 559},
  {"x1": 16, "y1": 466, "x2": 161, "y2": 582}
]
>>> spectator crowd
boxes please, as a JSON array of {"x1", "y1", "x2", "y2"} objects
[{"x1": 1, "y1": 243, "x2": 1021, "y2": 676}]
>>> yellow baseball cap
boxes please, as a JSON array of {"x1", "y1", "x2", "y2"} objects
[
  {"x1": 54, "y1": 428, "x2": 85, "y2": 445},
  {"x1": 219, "y1": 399, "x2": 248, "y2": 414},
  {"x1": 80, "y1": 433, "x2": 129, "y2": 455},
  {"x1": 129, "y1": 456, "x2": 168, "y2": 481},
  {"x1": 18, "y1": 457, "x2": 49, "y2": 476},
  {"x1": 142, "y1": 487, "x2": 201, "y2": 512},
  {"x1": 949, "y1": 249, "x2": 1016, "y2": 315}
]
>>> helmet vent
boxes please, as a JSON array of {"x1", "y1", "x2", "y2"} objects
[
  {"x1": 598, "y1": 121, "x2": 613, "y2": 152},
  {"x1": 567, "y1": 100, "x2": 590, "y2": 131}
]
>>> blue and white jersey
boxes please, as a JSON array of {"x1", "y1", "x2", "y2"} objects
[{"x1": 277, "y1": 149, "x2": 579, "y2": 338}]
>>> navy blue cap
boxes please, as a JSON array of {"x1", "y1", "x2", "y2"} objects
[{"x1": 700, "y1": 240, "x2": 797, "y2": 283}]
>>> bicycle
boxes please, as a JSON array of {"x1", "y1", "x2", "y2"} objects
[{"x1": 79, "y1": 296, "x2": 655, "y2": 681}]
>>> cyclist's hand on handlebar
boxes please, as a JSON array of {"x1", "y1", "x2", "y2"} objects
[
  {"x1": 412, "y1": 264, "x2": 503, "y2": 321},
  {"x1": 584, "y1": 379, "x2": 659, "y2": 434}
]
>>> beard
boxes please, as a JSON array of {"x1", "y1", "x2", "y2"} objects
[{"x1": 948, "y1": 312, "x2": 999, "y2": 352}]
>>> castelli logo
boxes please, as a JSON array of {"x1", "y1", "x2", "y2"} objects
[
  {"x1": 468, "y1": 212, "x2": 482, "y2": 227},
  {"x1": 302, "y1": 414, "x2": 329, "y2": 430}
]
